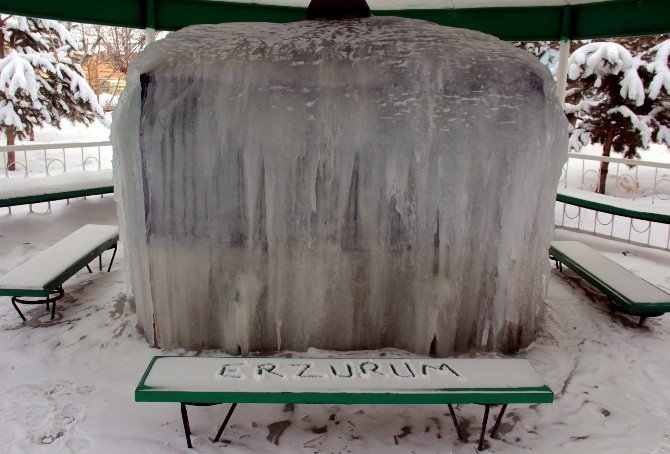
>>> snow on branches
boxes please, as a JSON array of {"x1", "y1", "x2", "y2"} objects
[
  {"x1": 647, "y1": 40, "x2": 670, "y2": 99},
  {"x1": 565, "y1": 37, "x2": 670, "y2": 193},
  {"x1": 568, "y1": 42, "x2": 645, "y2": 105},
  {"x1": 566, "y1": 39, "x2": 670, "y2": 157},
  {"x1": 0, "y1": 15, "x2": 105, "y2": 142}
]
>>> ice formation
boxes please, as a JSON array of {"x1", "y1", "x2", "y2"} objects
[{"x1": 112, "y1": 17, "x2": 567, "y2": 355}]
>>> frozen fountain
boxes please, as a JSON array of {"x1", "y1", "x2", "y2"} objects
[{"x1": 112, "y1": 0, "x2": 567, "y2": 355}]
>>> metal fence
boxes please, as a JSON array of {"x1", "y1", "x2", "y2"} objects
[
  {"x1": 1, "y1": 140, "x2": 113, "y2": 178},
  {"x1": 559, "y1": 152, "x2": 670, "y2": 203},
  {"x1": 556, "y1": 153, "x2": 670, "y2": 251}
]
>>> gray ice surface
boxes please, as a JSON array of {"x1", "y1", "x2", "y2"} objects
[{"x1": 112, "y1": 17, "x2": 567, "y2": 354}]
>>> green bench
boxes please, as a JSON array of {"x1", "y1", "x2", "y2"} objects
[
  {"x1": 550, "y1": 240, "x2": 670, "y2": 326},
  {"x1": 556, "y1": 188, "x2": 670, "y2": 224},
  {"x1": 0, "y1": 224, "x2": 119, "y2": 320},
  {"x1": 136, "y1": 356, "x2": 553, "y2": 451},
  {"x1": 0, "y1": 170, "x2": 114, "y2": 209}
]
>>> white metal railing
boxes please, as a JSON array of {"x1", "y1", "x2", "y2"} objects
[
  {"x1": 556, "y1": 152, "x2": 670, "y2": 251},
  {"x1": 555, "y1": 201, "x2": 670, "y2": 251},
  {"x1": 559, "y1": 152, "x2": 670, "y2": 203},
  {"x1": 1, "y1": 140, "x2": 113, "y2": 178}
]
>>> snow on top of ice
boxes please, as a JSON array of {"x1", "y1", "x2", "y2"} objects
[
  {"x1": 0, "y1": 170, "x2": 113, "y2": 200},
  {"x1": 142, "y1": 357, "x2": 549, "y2": 392},
  {"x1": 0, "y1": 224, "x2": 118, "y2": 291},
  {"x1": 127, "y1": 16, "x2": 547, "y2": 83},
  {"x1": 552, "y1": 240, "x2": 670, "y2": 304}
]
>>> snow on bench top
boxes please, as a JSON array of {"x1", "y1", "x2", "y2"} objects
[
  {"x1": 551, "y1": 241, "x2": 670, "y2": 304},
  {"x1": 0, "y1": 170, "x2": 113, "y2": 200},
  {"x1": 557, "y1": 187, "x2": 670, "y2": 218},
  {"x1": 0, "y1": 225, "x2": 119, "y2": 291},
  {"x1": 140, "y1": 357, "x2": 549, "y2": 394}
]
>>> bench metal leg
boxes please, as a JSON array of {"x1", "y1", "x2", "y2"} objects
[
  {"x1": 639, "y1": 316, "x2": 647, "y2": 327},
  {"x1": 107, "y1": 244, "x2": 117, "y2": 272},
  {"x1": 85, "y1": 244, "x2": 117, "y2": 274},
  {"x1": 490, "y1": 404, "x2": 507, "y2": 439},
  {"x1": 213, "y1": 403, "x2": 238, "y2": 443},
  {"x1": 11, "y1": 287, "x2": 64, "y2": 321},
  {"x1": 478, "y1": 405, "x2": 491, "y2": 451},
  {"x1": 11, "y1": 297, "x2": 26, "y2": 321},
  {"x1": 447, "y1": 404, "x2": 463, "y2": 441},
  {"x1": 180, "y1": 403, "x2": 194, "y2": 449},
  {"x1": 179, "y1": 402, "x2": 223, "y2": 448},
  {"x1": 50, "y1": 295, "x2": 56, "y2": 320}
]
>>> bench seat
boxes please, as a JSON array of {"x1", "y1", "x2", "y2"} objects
[
  {"x1": 0, "y1": 170, "x2": 114, "y2": 208},
  {"x1": 136, "y1": 356, "x2": 553, "y2": 451},
  {"x1": 550, "y1": 240, "x2": 670, "y2": 323},
  {"x1": 0, "y1": 224, "x2": 119, "y2": 320},
  {"x1": 556, "y1": 188, "x2": 670, "y2": 224}
]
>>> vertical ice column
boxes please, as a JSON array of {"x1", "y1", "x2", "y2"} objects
[{"x1": 112, "y1": 17, "x2": 568, "y2": 355}]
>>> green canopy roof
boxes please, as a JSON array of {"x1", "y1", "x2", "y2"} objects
[{"x1": 1, "y1": 0, "x2": 668, "y2": 41}]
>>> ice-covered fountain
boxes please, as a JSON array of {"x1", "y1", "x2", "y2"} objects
[{"x1": 112, "y1": 0, "x2": 567, "y2": 355}]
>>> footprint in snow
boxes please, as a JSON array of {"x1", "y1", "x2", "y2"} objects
[
  {"x1": 67, "y1": 437, "x2": 94, "y2": 452},
  {"x1": 5, "y1": 379, "x2": 95, "y2": 449},
  {"x1": 6, "y1": 404, "x2": 51, "y2": 427},
  {"x1": 0, "y1": 428, "x2": 14, "y2": 445},
  {"x1": 76, "y1": 385, "x2": 97, "y2": 395}
]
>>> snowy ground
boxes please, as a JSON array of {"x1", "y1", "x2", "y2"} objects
[
  {"x1": 15, "y1": 117, "x2": 112, "y2": 145},
  {"x1": 2, "y1": 198, "x2": 670, "y2": 453}
]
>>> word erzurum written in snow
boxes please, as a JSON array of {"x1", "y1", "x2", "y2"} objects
[{"x1": 216, "y1": 359, "x2": 464, "y2": 381}]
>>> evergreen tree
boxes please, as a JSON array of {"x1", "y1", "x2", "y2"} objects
[
  {"x1": 0, "y1": 15, "x2": 104, "y2": 170},
  {"x1": 565, "y1": 37, "x2": 670, "y2": 194}
]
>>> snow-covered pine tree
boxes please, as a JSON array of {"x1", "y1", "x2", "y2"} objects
[
  {"x1": 566, "y1": 37, "x2": 670, "y2": 194},
  {"x1": 0, "y1": 15, "x2": 104, "y2": 170}
]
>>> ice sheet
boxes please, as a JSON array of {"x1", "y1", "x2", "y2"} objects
[{"x1": 113, "y1": 17, "x2": 567, "y2": 355}]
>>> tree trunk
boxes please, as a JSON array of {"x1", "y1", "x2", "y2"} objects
[
  {"x1": 597, "y1": 130, "x2": 614, "y2": 194},
  {"x1": 0, "y1": 24, "x2": 13, "y2": 172},
  {"x1": 6, "y1": 128, "x2": 15, "y2": 172}
]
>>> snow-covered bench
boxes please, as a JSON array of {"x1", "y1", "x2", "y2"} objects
[
  {"x1": 550, "y1": 240, "x2": 670, "y2": 326},
  {"x1": 556, "y1": 187, "x2": 670, "y2": 224},
  {"x1": 0, "y1": 170, "x2": 114, "y2": 209},
  {"x1": 0, "y1": 224, "x2": 119, "y2": 321},
  {"x1": 136, "y1": 356, "x2": 553, "y2": 451}
]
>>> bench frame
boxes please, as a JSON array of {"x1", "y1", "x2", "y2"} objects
[
  {"x1": 550, "y1": 245, "x2": 669, "y2": 326},
  {"x1": 0, "y1": 186, "x2": 114, "y2": 210},
  {"x1": 177, "y1": 400, "x2": 507, "y2": 451},
  {"x1": 556, "y1": 191, "x2": 670, "y2": 224},
  {"x1": 3, "y1": 241, "x2": 118, "y2": 321},
  {"x1": 137, "y1": 356, "x2": 553, "y2": 451}
]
